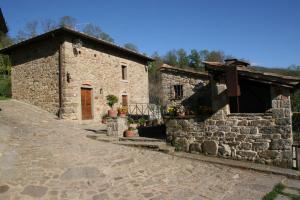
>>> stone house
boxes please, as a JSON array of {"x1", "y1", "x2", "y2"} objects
[
  {"x1": 0, "y1": 8, "x2": 8, "y2": 33},
  {"x1": 0, "y1": 27, "x2": 153, "y2": 122},
  {"x1": 165, "y1": 59, "x2": 300, "y2": 168},
  {"x1": 158, "y1": 64, "x2": 211, "y2": 114}
]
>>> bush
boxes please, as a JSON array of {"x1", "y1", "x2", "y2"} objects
[
  {"x1": 0, "y1": 78, "x2": 11, "y2": 97},
  {"x1": 106, "y1": 95, "x2": 118, "y2": 108}
]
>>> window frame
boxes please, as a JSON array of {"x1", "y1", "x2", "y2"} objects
[
  {"x1": 173, "y1": 84, "x2": 183, "y2": 100},
  {"x1": 121, "y1": 65, "x2": 127, "y2": 80}
]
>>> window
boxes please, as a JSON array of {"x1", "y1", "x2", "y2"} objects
[
  {"x1": 122, "y1": 95, "x2": 128, "y2": 106},
  {"x1": 122, "y1": 66, "x2": 127, "y2": 80},
  {"x1": 174, "y1": 85, "x2": 183, "y2": 99}
]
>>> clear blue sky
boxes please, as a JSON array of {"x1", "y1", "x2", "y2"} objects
[{"x1": 1, "y1": 0, "x2": 299, "y2": 68}]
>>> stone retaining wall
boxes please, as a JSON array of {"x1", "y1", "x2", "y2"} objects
[
  {"x1": 107, "y1": 117, "x2": 128, "y2": 137},
  {"x1": 165, "y1": 83, "x2": 293, "y2": 168}
]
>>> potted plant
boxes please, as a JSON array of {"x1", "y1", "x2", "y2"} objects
[
  {"x1": 106, "y1": 95, "x2": 118, "y2": 117},
  {"x1": 167, "y1": 106, "x2": 177, "y2": 116},
  {"x1": 124, "y1": 127, "x2": 136, "y2": 137},
  {"x1": 118, "y1": 106, "x2": 128, "y2": 117},
  {"x1": 138, "y1": 118, "x2": 146, "y2": 127},
  {"x1": 101, "y1": 114, "x2": 108, "y2": 124},
  {"x1": 124, "y1": 117, "x2": 136, "y2": 137},
  {"x1": 177, "y1": 105, "x2": 185, "y2": 117}
]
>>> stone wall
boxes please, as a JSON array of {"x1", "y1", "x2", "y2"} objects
[
  {"x1": 10, "y1": 39, "x2": 60, "y2": 114},
  {"x1": 159, "y1": 69, "x2": 210, "y2": 112},
  {"x1": 107, "y1": 117, "x2": 128, "y2": 137},
  {"x1": 165, "y1": 83, "x2": 294, "y2": 168},
  {"x1": 62, "y1": 37, "x2": 149, "y2": 121}
]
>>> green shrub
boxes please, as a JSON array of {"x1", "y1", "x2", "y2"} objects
[
  {"x1": 0, "y1": 78, "x2": 11, "y2": 97},
  {"x1": 106, "y1": 95, "x2": 118, "y2": 108}
]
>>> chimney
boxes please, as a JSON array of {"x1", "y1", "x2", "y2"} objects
[{"x1": 225, "y1": 59, "x2": 250, "y2": 68}]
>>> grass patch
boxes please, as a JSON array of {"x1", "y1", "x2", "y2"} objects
[
  {"x1": 0, "y1": 96, "x2": 10, "y2": 100},
  {"x1": 263, "y1": 183, "x2": 285, "y2": 200},
  {"x1": 263, "y1": 183, "x2": 300, "y2": 200}
]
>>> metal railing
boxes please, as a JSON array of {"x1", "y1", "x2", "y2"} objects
[{"x1": 127, "y1": 103, "x2": 162, "y2": 120}]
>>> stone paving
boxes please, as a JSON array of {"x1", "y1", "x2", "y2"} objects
[{"x1": 0, "y1": 100, "x2": 300, "y2": 200}]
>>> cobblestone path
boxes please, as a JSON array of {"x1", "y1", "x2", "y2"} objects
[{"x1": 0, "y1": 100, "x2": 299, "y2": 200}]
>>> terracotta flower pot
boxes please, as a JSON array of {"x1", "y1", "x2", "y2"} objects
[
  {"x1": 108, "y1": 109, "x2": 117, "y2": 118},
  {"x1": 118, "y1": 112, "x2": 126, "y2": 117},
  {"x1": 101, "y1": 118, "x2": 107, "y2": 124},
  {"x1": 124, "y1": 130, "x2": 135, "y2": 137}
]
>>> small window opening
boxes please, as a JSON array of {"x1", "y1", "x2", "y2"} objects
[
  {"x1": 174, "y1": 85, "x2": 183, "y2": 99},
  {"x1": 122, "y1": 66, "x2": 127, "y2": 80},
  {"x1": 122, "y1": 95, "x2": 128, "y2": 106}
]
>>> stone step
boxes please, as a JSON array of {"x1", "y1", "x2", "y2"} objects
[
  {"x1": 117, "y1": 141, "x2": 165, "y2": 150},
  {"x1": 119, "y1": 136, "x2": 164, "y2": 142},
  {"x1": 87, "y1": 134, "x2": 175, "y2": 154},
  {"x1": 117, "y1": 140, "x2": 175, "y2": 154},
  {"x1": 159, "y1": 144, "x2": 175, "y2": 154},
  {"x1": 86, "y1": 134, "x2": 118, "y2": 143}
]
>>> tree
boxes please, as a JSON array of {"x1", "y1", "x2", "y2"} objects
[
  {"x1": 148, "y1": 52, "x2": 164, "y2": 105},
  {"x1": 292, "y1": 90, "x2": 300, "y2": 112},
  {"x1": 25, "y1": 21, "x2": 38, "y2": 37},
  {"x1": 99, "y1": 32, "x2": 114, "y2": 43},
  {"x1": 42, "y1": 19, "x2": 57, "y2": 32},
  {"x1": 164, "y1": 50, "x2": 178, "y2": 66},
  {"x1": 82, "y1": 24, "x2": 102, "y2": 38},
  {"x1": 205, "y1": 50, "x2": 225, "y2": 62},
  {"x1": 59, "y1": 16, "x2": 77, "y2": 29},
  {"x1": 189, "y1": 49, "x2": 202, "y2": 68},
  {"x1": 15, "y1": 30, "x2": 27, "y2": 42},
  {"x1": 148, "y1": 52, "x2": 163, "y2": 73},
  {"x1": 199, "y1": 49, "x2": 209, "y2": 61},
  {"x1": 124, "y1": 43, "x2": 139, "y2": 52},
  {"x1": 177, "y1": 48, "x2": 189, "y2": 68},
  {"x1": 15, "y1": 21, "x2": 38, "y2": 42},
  {"x1": 0, "y1": 32, "x2": 12, "y2": 97}
]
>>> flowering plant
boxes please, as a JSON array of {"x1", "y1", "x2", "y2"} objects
[
  {"x1": 167, "y1": 106, "x2": 177, "y2": 116},
  {"x1": 118, "y1": 106, "x2": 128, "y2": 114}
]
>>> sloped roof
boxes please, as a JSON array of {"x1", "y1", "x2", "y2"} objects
[
  {"x1": 203, "y1": 61, "x2": 300, "y2": 89},
  {"x1": 0, "y1": 26, "x2": 153, "y2": 62},
  {"x1": 159, "y1": 64, "x2": 209, "y2": 77},
  {"x1": 0, "y1": 8, "x2": 8, "y2": 33}
]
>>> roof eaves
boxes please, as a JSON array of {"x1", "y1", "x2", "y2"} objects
[{"x1": 0, "y1": 26, "x2": 154, "y2": 62}]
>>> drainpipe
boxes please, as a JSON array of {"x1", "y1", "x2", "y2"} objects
[{"x1": 58, "y1": 40, "x2": 64, "y2": 119}]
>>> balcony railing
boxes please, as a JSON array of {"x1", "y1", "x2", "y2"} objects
[{"x1": 128, "y1": 103, "x2": 162, "y2": 120}]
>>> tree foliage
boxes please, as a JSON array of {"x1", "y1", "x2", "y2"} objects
[
  {"x1": 42, "y1": 19, "x2": 57, "y2": 32},
  {"x1": 189, "y1": 49, "x2": 202, "y2": 69},
  {"x1": 15, "y1": 21, "x2": 39, "y2": 42},
  {"x1": 0, "y1": 32, "x2": 12, "y2": 97},
  {"x1": 203, "y1": 50, "x2": 225, "y2": 62},
  {"x1": 82, "y1": 24, "x2": 103, "y2": 38},
  {"x1": 123, "y1": 43, "x2": 139, "y2": 52},
  {"x1": 177, "y1": 48, "x2": 189, "y2": 68},
  {"x1": 59, "y1": 16, "x2": 77, "y2": 29},
  {"x1": 98, "y1": 32, "x2": 114, "y2": 43},
  {"x1": 164, "y1": 50, "x2": 178, "y2": 66}
]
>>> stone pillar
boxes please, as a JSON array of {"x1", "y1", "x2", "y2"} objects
[
  {"x1": 270, "y1": 86, "x2": 293, "y2": 167},
  {"x1": 107, "y1": 117, "x2": 128, "y2": 137},
  {"x1": 211, "y1": 78, "x2": 229, "y2": 119}
]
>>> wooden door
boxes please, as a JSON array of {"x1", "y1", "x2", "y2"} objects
[{"x1": 81, "y1": 88, "x2": 92, "y2": 120}]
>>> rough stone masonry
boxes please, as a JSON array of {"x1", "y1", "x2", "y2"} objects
[
  {"x1": 1, "y1": 27, "x2": 152, "y2": 122},
  {"x1": 165, "y1": 79, "x2": 294, "y2": 168}
]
